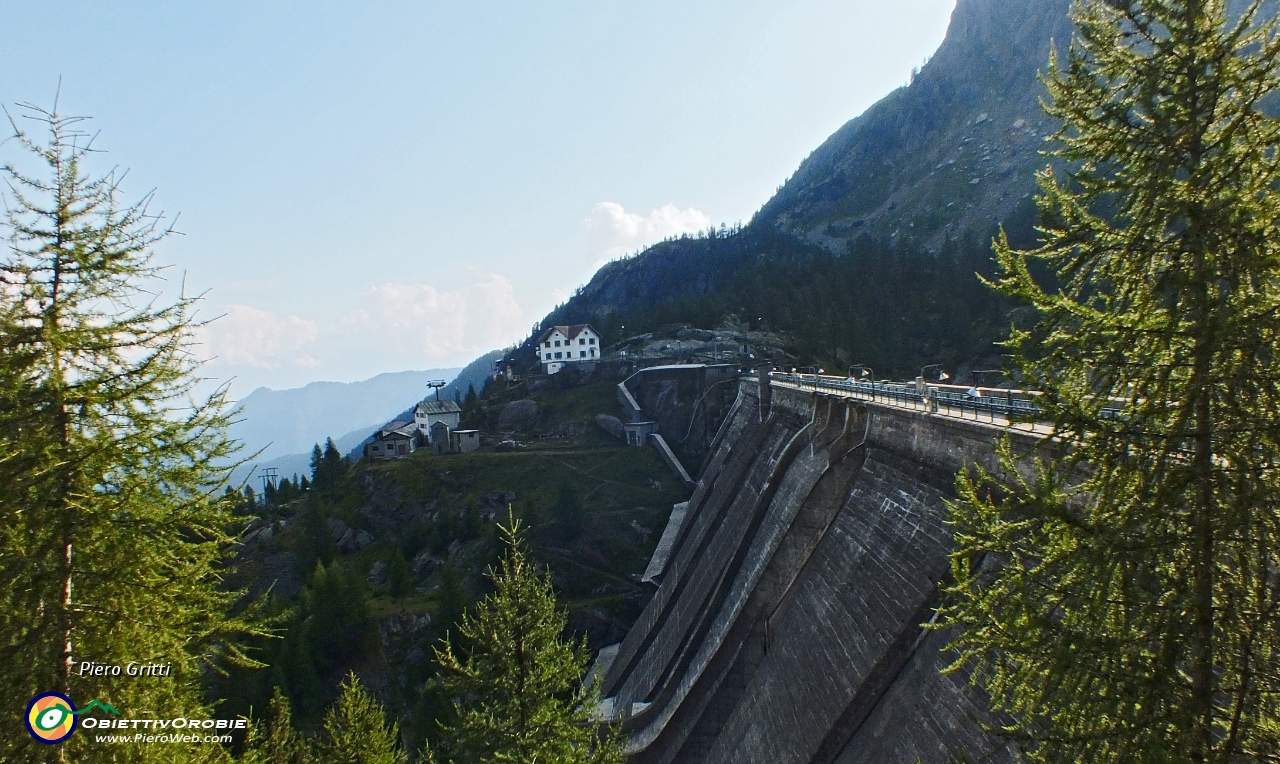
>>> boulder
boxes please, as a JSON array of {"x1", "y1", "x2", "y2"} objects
[
  {"x1": 411, "y1": 550, "x2": 442, "y2": 578},
  {"x1": 498, "y1": 399, "x2": 539, "y2": 431},
  {"x1": 368, "y1": 561, "x2": 388, "y2": 586},
  {"x1": 594, "y1": 414, "x2": 624, "y2": 439},
  {"x1": 327, "y1": 516, "x2": 349, "y2": 541}
]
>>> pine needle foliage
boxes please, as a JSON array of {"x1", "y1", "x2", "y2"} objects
[
  {"x1": 0, "y1": 101, "x2": 260, "y2": 763},
  {"x1": 243, "y1": 688, "x2": 312, "y2": 764},
  {"x1": 426, "y1": 517, "x2": 622, "y2": 764},
  {"x1": 319, "y1": 673, "x2": 400, "y2": 764},
  {"x1": 940, "y1": 2, "x2": 1280, "y2": 762}
]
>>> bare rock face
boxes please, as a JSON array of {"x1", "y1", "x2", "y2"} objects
[
  {"x1": 595, "y1": 414, "x2": 624, "y2": 439},
  {"x1": 368, "y1": 560, "x2": 388, "y2": 586},
  {"x1": 498, "y1": 399, "x2": 539, "y2": 431},
  {"x1": 549, "y1": 421, "x2": 587, "y2": 437},
  {"x1": 756, "y1": 0, "x2": 1075, "y2": 251},
  {"x1": 411, "y1": 550, "x2": 442, "y2": 578}
]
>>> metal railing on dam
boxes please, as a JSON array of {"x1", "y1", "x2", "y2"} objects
[{"x1": 767, "y1": 372, "x2": 1122, "y2": 432}]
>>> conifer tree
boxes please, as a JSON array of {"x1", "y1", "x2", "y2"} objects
[
  {"x1": 320, "y1": 673, "x2": 400, "y2": 764},
  {"x1": 426, "y1": 518, "x2": 621, "y2": 764},
  {"x1": 388, "y1": 549, "x2": 413, "y2": 598},
  {"x1": 243, "y1": 688, "x2": 311, "y2": 764},
  {"x1": 0, "y1": 102, "x2": 259, "y2": 762},
  {"x1": 941, "y1": 2, "x2": 1280, "y2": 761},
  {"x1": 310, "y1": 443, "x2": 324, "y2": 481},
  {"x1": 303, "y1": 561, "x2": 371, "y2": 673},
  {"x1": 311, "y1": 438, "x2": 344, "y2": 497}
]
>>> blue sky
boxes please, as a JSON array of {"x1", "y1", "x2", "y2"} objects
[{"x1": 1, "y1": 1, "x2": 955, "y2": 396}]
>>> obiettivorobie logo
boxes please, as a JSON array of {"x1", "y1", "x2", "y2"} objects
[
  {"x1": 24, "y1": 693, "x2": 120, "y2": 744},
  {"x1": 24, "y1": 692, "x2": 247, "y2": 746}
]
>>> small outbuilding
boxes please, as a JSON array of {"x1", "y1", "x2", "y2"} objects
[
  {"x1": 623, "y1": 420, "x2": 657, "y2": 447},
  {"x1": 451, "y1": 429, "x2": 481, "y2": 454},
  {"x1": 429, "y1": 421, "x2": 452, "y2": 455}
]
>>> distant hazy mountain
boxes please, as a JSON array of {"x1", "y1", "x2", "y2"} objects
[
  {"x1": 339, "y1": 349, "x2": 506, "y2": 459},
  {"x1": 228, "y1": 368, "x2": 460, "y2": 482},
  {"x1": 228, "y1": 351, "x2": 508, "y2": 489}
]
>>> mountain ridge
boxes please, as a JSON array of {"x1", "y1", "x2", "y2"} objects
[
  {"x1": 228, "y1": 368, "x2": 463, "y2": 465},
  {"x1": 522, "y1": 0, "x2": 1076, "y2": 379},
  {"x1": 757, "y1": 0, "x2": 1073, "y2": 250}
]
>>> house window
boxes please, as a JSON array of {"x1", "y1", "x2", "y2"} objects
[
  {"x1": 544, "y1": 341, "x2": 550, "y2": 348},
  {"x1": 590, "y1": 348, "x2": 596, "y2": 357},
  {"x1": 589, "y1": 338, "x2": 595, "y2": 345},
  {"x1": 554, "y1": 340, "x2": 560, "y2": 347},
  {"x1": 545, "y1": 353, "x2": 551, "y2": 360},
  {"x1": 555, "y1": 352, "x2": 562, "y2": 359},
  {"x1": 579, "y1": 338, "x2": 586, "y2": 345},
  {"x1": 580, "y1": 351, "x2": 586, "y2": 358}
]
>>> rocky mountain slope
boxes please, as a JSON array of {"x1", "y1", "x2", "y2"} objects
[
  {"x1": 531, "y1": 0, "x2": 1077, "y2": 378},
  {"x1": 757, "y1": 0, "x2": 1073, "y2": 251}
]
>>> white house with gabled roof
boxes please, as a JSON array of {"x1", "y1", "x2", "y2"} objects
[
  {"x1": 414, "y1": 399, "x2": 462, "y2": 432},
  {"x1": 536, "y1": 324, "x2": 600, "y2": 374}
]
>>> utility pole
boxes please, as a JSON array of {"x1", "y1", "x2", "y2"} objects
[
  {"x1": 426, "y1": 380, "x2": 446, "y2": 401},
  {"x1": 259, "y1": 467, "x2": 279, "y2": 495}
]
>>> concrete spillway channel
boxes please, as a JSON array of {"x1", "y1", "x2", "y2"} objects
[{"x1": 595, "y1": 375, "x2": 1041, "y2": 764}]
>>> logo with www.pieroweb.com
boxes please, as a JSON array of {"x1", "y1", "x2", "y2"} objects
[{"x1": 25, "y1": 693, "x2": 119, "y2": 744}]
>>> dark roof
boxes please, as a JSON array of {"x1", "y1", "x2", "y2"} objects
[
  {"x1": 536, "y1": 323, "x2": 596, "y2": 344},
  {"x1": 416, "y1": 400, "x2": 462, "y2": 415},
  {"x1": 375, "y1": 421, "x2": 416, "y2": 439}
]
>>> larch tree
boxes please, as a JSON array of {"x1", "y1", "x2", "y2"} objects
[
  {"x1": 940, "y1": 1, "x2": 1280, "y2": 762},
  {"x1": 242, "y1": 688, "x2": 312, "y2": 764},
  {"x1": 0, "y1": 101, "x2": 258, "y2": 763},
  {"x1": 426, "y1": 517, "x2": 622, "y2": 764},
  {"x1": 319, "y1": 673, "x2": 400, "y2": 764}
]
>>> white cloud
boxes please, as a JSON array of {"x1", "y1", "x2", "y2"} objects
[
  {"x1": 200, "y1": 304, "x2": 319, "y2": 369},
  {"x1": 349, "y1": 273, "x2": 525, "y2": 360},
  {"x1": 585, "y1": 201, "x2": 711, "y2": 258},
  {"x1": 548, "y1": 286, "x2": 572, "y2": 305}
]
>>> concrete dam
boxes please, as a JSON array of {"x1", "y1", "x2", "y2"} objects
[{"x1": 598, "y1": 372, "x2": 1039, "y2": 764}]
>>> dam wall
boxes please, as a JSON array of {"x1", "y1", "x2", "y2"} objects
[{"x1": 602, "y1": 377, "x2": 1038, "y2": 763}]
